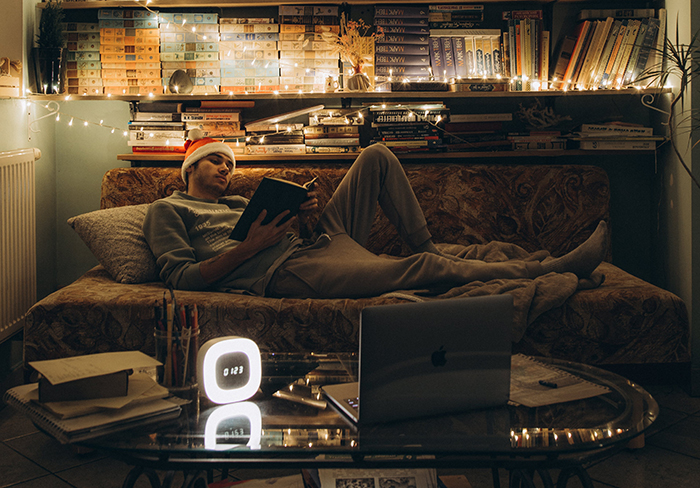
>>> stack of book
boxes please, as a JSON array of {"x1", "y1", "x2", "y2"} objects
[
  {"x1": 502, "y1": 9, "x2": 549, "y2": 89},
  {"x1": 180, "y1": 100, "x2": 251, "y2": 155},
  {"x1": 98, "y1": 9, "x2": 161, "y2": 96},
  {"x1": 571, "y1": 123, "x2": 663, "y2": 150},
  {"x1": 3, "y1": 351, "x2": 182, "y2": 444},
  {"x1": 429, "y1": 4, "x2": 505, "y2": 82},
  {"x1": 244, "y1": 106, "x2": 321, "y2": 155},
  {"x1": 442, "y1": 112, "x2": 512, "y2": 152},
  {"x1": 64, "y1": 22, "x2": 102, "y2": 95},
  {"x1": 129, "y1": 102, "x2": 186, "y2": 154},
  {"x1": 551, "y1": 8, "x2": 663, "y2": 90},
  {"x1": 508, "y1": 130, "x2": 566, "y2": 150},
  {"x1": 245, "y1": 128, "x2": 306, "y2": 155},
  {"x1": 306, "y1": 108, "x2": 363, "y2": 153},
  {"x1": 159, "y1": 12, "x2": 220, "y2": 95},
  {"x1": 374, "y1": 7, "x2": 431, "y2": 81},
  {"x1": 278, "y1": 6, "x2": 340, "y2": 93},
  {"x1": 368, "y1": 102, "x2": 448, "y2": 153},
  {"x1": 219, "y1": 17, "x2": 280, "y2": 94}
]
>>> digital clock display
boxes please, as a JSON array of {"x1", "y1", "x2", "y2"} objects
[{"x1": 215, "y1": 352, "x2": 251, "y2": 389}]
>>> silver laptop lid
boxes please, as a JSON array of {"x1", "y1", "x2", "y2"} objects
[{"x1": 357, "y1": 295, "x2": 513, "y2": 424}]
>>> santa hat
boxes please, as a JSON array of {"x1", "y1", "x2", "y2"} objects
[{"x1": 181, "y1": 128, "x2": 236, "y2": 183}]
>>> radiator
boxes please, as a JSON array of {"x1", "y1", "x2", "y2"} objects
[{"x1": 0, "y1": 148, "x2": 40, "y2": 344}]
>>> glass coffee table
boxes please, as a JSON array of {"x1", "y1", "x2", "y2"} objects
[{"x1": 82, "y1": 353, "x2": 658, "y2": 488}]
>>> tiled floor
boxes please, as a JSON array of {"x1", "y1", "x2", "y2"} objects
[{"x1": 1, "y1": 382, "x2": 699, "y2": 488}]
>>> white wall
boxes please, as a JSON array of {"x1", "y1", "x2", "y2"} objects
[{"x1": 659, "y1": 0, "x2": 698, "y2": 391}]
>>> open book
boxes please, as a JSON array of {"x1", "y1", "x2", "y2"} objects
[{"x1": 230, "y1": 176, "x2": 317, "y2": 242}]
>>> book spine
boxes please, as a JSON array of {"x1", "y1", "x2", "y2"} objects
[
  {"x1": 181, "y1": 113, "x2": 241, "y2": 121},
  {"x1": 623, "y1": 18, "x2": 649, "y2": 85},
  {"x1": 134, "y1": 113, "x2": 181, "y2": 121},
  {"x1": 591, "y1": 20, "x2": 622, "y2": 88},
  {"x1": 375, "y1": 17, "x2": 430, "y2": 27},
  {"x1": 515, "y1": 23, "x2": 522, "y2": 77},
  {"x1": 610, "y1": 20, "x2": 641, "y2": 87},
  {"x1": 379, "y1": 26, "x2": 430, "y2": 35},
  {"x1": 579, "y1": 139, "x2": 656, "y2": 150},
  {"x1": 562, "y1": 21, "x2": 591, "y2": 85},
  {"x1": 374, "y1": 54, "x2": 431, "y2": 66},
  {"x1": 245, "y1": 144, "x2": 307, "y2": 154},
  {"x1": 429, "y1": 36, "x2": 444, "y2": 77},
  {"x1": 578, "y1": 8, "x2": 656, "y2": 20},
  {"x1": 580, "y1": 124, "x2": 653, "y2": 135},
  {"x1": 304, "y1": 125, "x2": 359, "y2": 135},
  {"x1": 600, "y1": 20, "x2": 628, "y2": 87},
  {"x1": 464, "y1": 36, "x2": 475, "y2": 76},
  {"x1": 374, "y1": 44, "x2": 430, "y2": 56},
  {"x1": 449, "y1": 113, "x2": 513, "y2": 122},
  {"x1": 132, "y1": 146, "x2": 187, "y2": 153},
  {"x1": 441, "y1": 37, "x2": 457, "y2": 78},
  {"x1": 378, "y1": 33, "x2": 430, "y2": 45},
  {"x1": 540, "y1": 30, "x2": 550, "y2": 83},
  {"x1": 452, "y1": 37, "x2": 468, "y2": 78},
  {"x1": 631, "y1": 17, "x2": 660, "y2": 83},
  {"x1": 306, "y1": 145, "x2": 360, "y2": 153},
  {"x1": 508, "y1": 20, "x2": 517, "y2": 80},
  {"x1": 375, "y1": 6, "x2": 429, "y2": 18},
  {"x1": 305, "y1": 138, "x2": 360, "y2": 146},
  {"x1": 513, "y1": 140, "x2": 566, "y2": 150}
]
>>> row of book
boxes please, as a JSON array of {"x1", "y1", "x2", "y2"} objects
[
  {"x1": 129, "y1": 100, "x2": 250, "y2": 153},
  {"x1": 551, "y1": 8, "x2": 665, "y2": 90},
  {"x1": 64, "y1": 6, "x2": 342, "y2": 95},
  {"x1": 129, "y1": 98, "x2": 662, "y2": 155},
  {"x1": 502, "y1": 9, "x2": 550, "y2": 89}
]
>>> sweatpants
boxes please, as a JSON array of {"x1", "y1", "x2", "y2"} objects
[{"x1": 267, "y1": 144, "x2": 543, "y2": 298}]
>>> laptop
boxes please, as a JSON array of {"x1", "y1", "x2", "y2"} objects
[{"x1": 321, "y1": 295, "x2": 513, "y2": 425}]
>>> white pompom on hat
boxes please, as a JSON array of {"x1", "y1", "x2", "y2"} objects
[{"x1": 181, "y1": 128, "x2": 236, "y2": 183}]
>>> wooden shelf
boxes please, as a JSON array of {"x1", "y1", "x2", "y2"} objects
[
  {"x1": 29, "y1": 87, "x2": 670, "y2": 103},
  {"x1": 118, "y1": 149, "x2": 657, "y2": 163},
  {"x1": 56, "y1": 0, "x2": 571, "y2": 9}
]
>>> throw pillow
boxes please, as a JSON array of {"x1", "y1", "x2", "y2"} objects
[{"x1": 68, "y1": 204, "x2": 160, "y2": 284}]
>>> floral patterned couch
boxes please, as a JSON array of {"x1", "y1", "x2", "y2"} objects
[{"x1": 23, "y1": 163, "x2": 690, "y2": 371}]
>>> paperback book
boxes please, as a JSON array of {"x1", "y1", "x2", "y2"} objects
[{"x1": 230, "y1": 176, "x2": 317, "y2": 241}]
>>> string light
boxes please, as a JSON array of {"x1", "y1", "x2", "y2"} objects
[{"x1": 26, "y1": 100, "x2": 129, "y2": 139}]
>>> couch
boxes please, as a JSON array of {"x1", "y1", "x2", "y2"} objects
[{"x1": 23, "y1": 163, "x2": 690, "y2": 373}]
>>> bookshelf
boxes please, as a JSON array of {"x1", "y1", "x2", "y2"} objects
[{"x1": 33, "y1": 0, "x2": 669, "y2": 163}]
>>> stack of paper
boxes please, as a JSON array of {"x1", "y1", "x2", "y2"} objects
[{"x1": 3, "y1": 351, "x2": 183, "y2": 444}]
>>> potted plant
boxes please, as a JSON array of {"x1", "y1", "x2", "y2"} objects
[
  {"x1": 35, "y1": 0, "x2": 65, "y2": 94},
  {"x1": 635, "y1": 24, "x2": 700, "y2": 190}
]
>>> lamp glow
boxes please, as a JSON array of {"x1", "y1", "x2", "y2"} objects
[{"x1": 197, "y1": 337, "x2": 262, "y2": 404}]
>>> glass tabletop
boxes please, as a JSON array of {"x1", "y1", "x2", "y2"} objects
[{"x1": 82, "y1": 353, "x2": 658, "y2": 467}]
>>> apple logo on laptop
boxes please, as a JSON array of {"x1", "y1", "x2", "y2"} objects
[{"x1": 431, "y1": 345, "x2": 447, "y2": 367}]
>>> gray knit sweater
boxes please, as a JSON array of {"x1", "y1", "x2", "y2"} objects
[{"x1": 143, "y1": 191, "x2": 298, "y2": 294}]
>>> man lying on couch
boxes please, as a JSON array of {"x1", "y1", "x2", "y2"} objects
[{"x1": 143, "y1": 130, "x2": 608, "y2": 298}]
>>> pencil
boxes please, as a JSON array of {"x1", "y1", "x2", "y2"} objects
[
  {"x1": 191, "y1": 304, "x2": 199, "y2": 384},
  {"x1": 164, "y1": 300, "x2": 173, "y2": 387}
]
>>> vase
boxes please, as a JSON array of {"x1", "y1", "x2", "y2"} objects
[
  {"x1": 345, "y1": 72, "x2": 371, "y2": 92},
  {"x1": 34, "y1": 47, "x2": 64, "y2": 94}
]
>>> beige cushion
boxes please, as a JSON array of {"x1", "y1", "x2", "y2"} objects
[{"x1": 68, "y1": 204, "x2": 159, "y2": 284}]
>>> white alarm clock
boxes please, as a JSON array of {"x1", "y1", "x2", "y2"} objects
[{"x1": 197, "y1": 337, "x2": 262, "y2": 404}]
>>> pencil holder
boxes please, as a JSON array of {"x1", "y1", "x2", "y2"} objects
[{"x1": 154, "y1": 328, "x2": 200, "y2": 398}]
